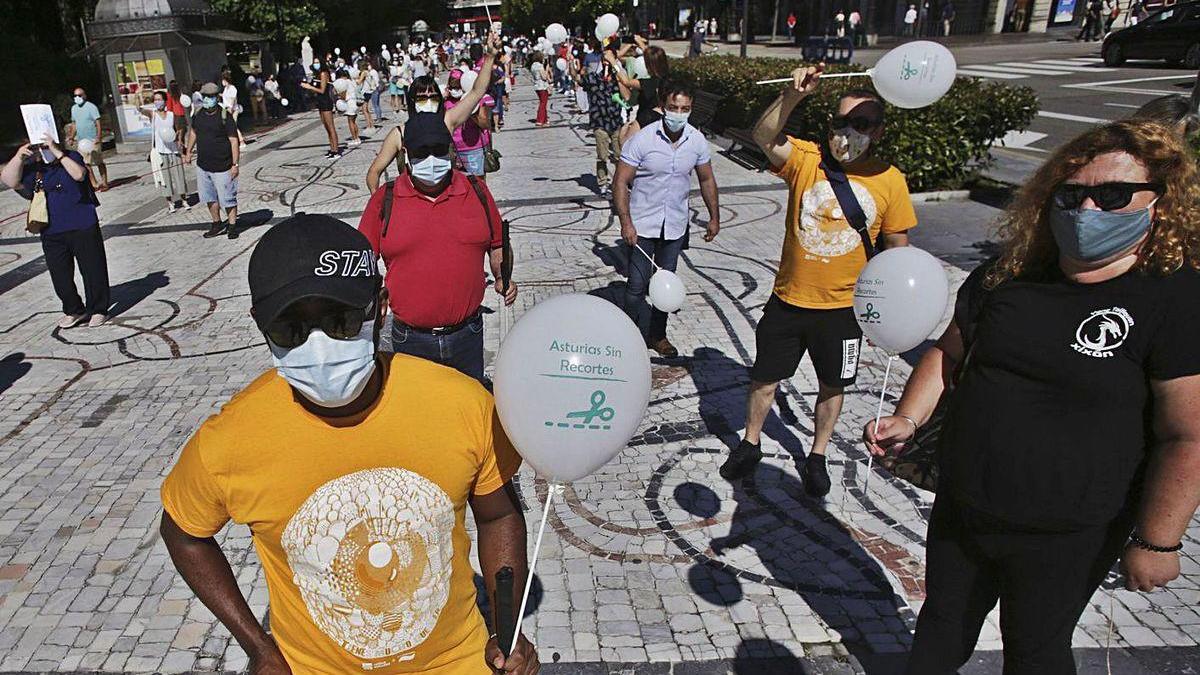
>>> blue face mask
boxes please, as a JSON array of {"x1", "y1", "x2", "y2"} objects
[
  {"x1": 409, "y1": 154, "x2": 452, "y2": 186},
  {"x1": 663, "y1": 110, "x2": 689, "y2": 133},
  {"x1": 1049, "y1": 201, "x2": 1156, "y2": 263},
  {"x1": 201, "y1": 96, "x2": 218, "y2": 109}
]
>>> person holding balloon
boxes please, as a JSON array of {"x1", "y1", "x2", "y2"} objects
[
  {"x1": 720, "y1": 65, "x2": 918, "y2": 498},
  {"x1": 613, "y1": 80, "x2": 720, "y2": 357},
  {"x1": 137, "y1": 90, "x2": 190, "y2": 214},
  {"x1": 864, "y1": 120, "x2": 1200, "y2": 674},
  {"x1": 160, "y1": 214, "x2": 540, "y2": 675}
]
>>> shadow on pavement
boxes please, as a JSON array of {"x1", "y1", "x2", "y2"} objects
[
  {"x1": 107, "y1": 270, "x2": 169, "y2": 318},
  {"x1": 0, "y1": 352, "x2": 32, "y2": 396}
]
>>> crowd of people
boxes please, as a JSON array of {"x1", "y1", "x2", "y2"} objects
[{"x1": 4, "y1": 21, "x2": 1200, "y2": 675}]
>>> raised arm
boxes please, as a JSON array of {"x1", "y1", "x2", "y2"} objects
[
  {"x1": 446, "y1": 34, "x2": 500, "y2": 130},
  {"x1": 604, "y1": 51, "x2": 640, "y2": 90},
  {"x1": 751, "y1": 64, "x2": 823, "y2": 171},
  {"x1": 366, "y1": 127, "x2": 403, "y2": 193},
  {"x1": 1, "y1": 143, "x2": 32, "y2": 190},
  {"x1": 160, "y1": 513, "x2": 290, "y2": 673}
]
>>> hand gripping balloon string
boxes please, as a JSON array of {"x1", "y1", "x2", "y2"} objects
[
  {"x1": 840, "y1": 354, "x2": 896, "y2": 515},
  {"x1": 511, "y1": 482, "x2": 562, "y2": 656},
  {"x1": 755, "y1": 72, "x2": 867, "y2": 85}
]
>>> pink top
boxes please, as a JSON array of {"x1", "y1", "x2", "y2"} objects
[{"x1": 444, "y1": 95, "x2": 495, "y2": 151}]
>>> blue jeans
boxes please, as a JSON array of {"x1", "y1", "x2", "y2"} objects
[
  {"x1": 391, "y1": 314, "x2": 485, "y2": 382},
  {"x1": 370, "y1": 89, "x2": 383, "y2": 119},
  {"x1": 625, "y1": 235, "x2": 685, "y2": 342}
]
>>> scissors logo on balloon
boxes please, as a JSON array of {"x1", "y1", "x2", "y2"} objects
[
  {"x1": 859, "y1": 302, "x2": 881, "y2": 324},
  {"x1": 899, "y1": 58, "x2": 920, "y2": 81},
  {"x1": 545, "y1": 390, "x2": 615, "y2": 431}
]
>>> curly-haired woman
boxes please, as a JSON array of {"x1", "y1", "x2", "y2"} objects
[{"x1": 864, "y1": 119, "x2": 1200, "y2": 674}]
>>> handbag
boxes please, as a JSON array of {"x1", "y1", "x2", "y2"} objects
[
  {"x1": 877, "y1": 275, "x2": 989, "y2": 492},
  {"x1": 483, "y1": 138, "x2": 502, "y2": 174},
  {"x1": 26, "y1": 171, "x2": 49, "y2": 235}
]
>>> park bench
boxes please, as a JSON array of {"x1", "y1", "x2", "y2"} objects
[
  {"x1": 690, "y1": 89, "x2": 723, "y2": 131},
  {"x1": 725, "y1": 106, "x2": 812, "y2": 171}
]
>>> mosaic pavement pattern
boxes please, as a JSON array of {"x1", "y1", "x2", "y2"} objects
[{"x1": 1, "y1": 82, "x2": 1198, "y2": 673}]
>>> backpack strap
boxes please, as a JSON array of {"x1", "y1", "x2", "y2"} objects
[
  {"x1": 465, "y1": 174, "x2": 512, "y2": 292},
  {"x1": 376, "y1": 179, "x2": 396, "y2": 254},
  {"x1": 819, "y1": 148, "x2": 876, "y2": 259}
]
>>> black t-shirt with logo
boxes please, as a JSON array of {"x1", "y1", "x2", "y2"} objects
[
  {"x1": 190, "y1": 108, "x2": 238, "y2": 173},
  {"x1": 940, "y1": 261, "x2": 1200, "y2": 531}
]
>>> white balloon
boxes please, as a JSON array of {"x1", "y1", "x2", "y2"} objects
[
  {"x1": 597, "y1": 13, "x2": 620, "y2": 38},
  {"x1": 545, "y1": 23, "x2": 569, "y2": 44},
  {"x1": 459, "y1": 69, "x2": 478, "y2": 92},
  {"x1": 335, "y1": 99, "x2": 348, "y2": 113},
  {"x1": 869, "y1": 40, "x2": 957, "y2": 109},
  {"x1": 494, "y1": 294, "x2": 652, "y2": 483},
  {"x1": 648, "y1": 270, "x2": 686, "y2": 313},
  {"x1": 334, "y1": 47, "x2": 341, "y2": 55},
  {"x1": 556, "y1": 57, "x2": 567, "y2": 72},
  {"x1": 853, "y1": 247, "x2": 950, "y2": 354},
  {"x1": 280, "y1": 98, "x2": 289, "y2": 107},
  {"x1": 77, "y1": 138, "x2": 95, "y2": 154},
  {"x1": 178, "y1": 94, "x2": 192, "y2": 109},
  {"x1": 158, "y1": 126, "x2": 176, "y2": 143},
  {"x1": 345, "y1": 100, "x2": 358, "y2": 115}
]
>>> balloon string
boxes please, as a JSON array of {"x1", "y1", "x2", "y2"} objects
[
  {"x1": 1106, "y1": 587, "x2": 1115, "y2": 675},
  {"x1": 631, "y1": 241, "x2": 659, "y2": 270},
  {"x1": 511, "y1": 482, "x2": 559, "y2": 656},
  {"x1": 755, "y1": 72, "x2": 869, "y2": 85},
  {"x1": 862, "y1": 355, "x2": 896, "y2": 497}
]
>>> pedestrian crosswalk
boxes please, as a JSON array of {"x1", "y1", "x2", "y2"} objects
[{"x1": 956, "y1": 57, "x2": 1116, "y2": 80}]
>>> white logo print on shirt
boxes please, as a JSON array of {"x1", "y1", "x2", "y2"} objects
[{"x1": 1071, "y1": 307, "x2": 1134, "y2": 359}]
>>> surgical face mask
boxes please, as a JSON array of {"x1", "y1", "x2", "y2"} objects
[
  {"x1": 410, "y1": 154, "x2": 452, "y2": 186},
  {"x1": 269, "y1": 319, "x2": 377, "y2": 408},
  {"x1": 201, "y1": 96, "x2": 218, "y2": 109},
  {"x1": 312, "y1": 61, "x2": 321, "y2": 71},
  {"x1": 73, "y1": 95, "x2": 84, "y2": 106},
  {"x1": 154, "y1": 100, "x2": 166, "y2": 110},
  {"x1": 415, "y1": 99, "x2": 439, "y2": 113},
  {"x1": 829, "y1": 127, "x2": 872, "y2": 163},
  {"x1": 1049, "y1": 201, "x2": 1156, "y2": 263},
  {"x1": 663, "y1": 110, "x2": 690, "y2": 133},
  {"x1": 448, "y1": 87, "x2": 464, "y2": 98}
]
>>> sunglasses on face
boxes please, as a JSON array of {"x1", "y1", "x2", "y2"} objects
[
  {"x1": 265, "y1": 301, "x2": 375, "y2": 349},
  {"x1": 829, "y1": 114, "x2": 881, "y2": 133},
  {"x1": 1052, "y1": 182, "x2": 1163, "y2": 211},
  {"x1": 407, "y1": 143, "x2": 450, "y2": 162}
]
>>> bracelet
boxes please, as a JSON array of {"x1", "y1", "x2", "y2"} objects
[
  {"x1": 1129, "y1": 532, "x2": 1183, "y2": 553},
  {"x1": 897, "y1": 414, "x2": 919, "y2": 433}
]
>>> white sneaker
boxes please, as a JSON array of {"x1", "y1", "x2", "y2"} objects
[
  {"x1": 167, "y1": 203, "x2": 178, "y2": 214},
  {"x1": 184, "y1": 202, "x2": 193, "y2": 211},
  {"x1": 57, "y1": 314, "x2": 86, "y2": 329},
  {"x1": 348, "y1": 139, "x2": 362, "y2": 147},
  {"x1": 88, "y1": 314, "x2": 108, "y2": 328}
]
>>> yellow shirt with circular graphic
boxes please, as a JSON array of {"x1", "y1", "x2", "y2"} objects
[
  {"x1": 772, "y1": 137, "x2": 918, "y2": 309},
  {"x1": 161, "y1": 354, "x2": 521, "y2": 675}
]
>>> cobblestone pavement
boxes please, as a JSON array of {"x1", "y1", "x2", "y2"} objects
[{"x1": 1, "y1": 82, "x2": 1198, "y2": 674}]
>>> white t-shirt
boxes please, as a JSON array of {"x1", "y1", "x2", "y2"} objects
[
  {"x1": 531, "y1": 62, "x2": 548, "y2": 91},
  {"x1": 264, "y1": 79, "x2": 280, "y2": 98},
  {"x1": 151, "y1": 112, "x2": 179, "y2": 154},
  {"x1": 904, "y1": 8, "x2": 918, "y2": 22},
  {"x1": 221, "y1": 83, "x2": 238, "y2": 111},
  {"x1": 365, "y1": 68, "x2": 381, "y2": 93}
]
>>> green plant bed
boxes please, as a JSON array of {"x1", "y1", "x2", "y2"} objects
[{"x1": 671, "y1": 55, "x2": 1040, "y2": 193}]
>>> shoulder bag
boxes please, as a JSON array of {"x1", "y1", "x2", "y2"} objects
[
  {"x1": 26, "y1": 171, "x2": 49, "y2": 234},
  {"x1": 818, "y1": 149, "x2": 876, "y2": 258}
]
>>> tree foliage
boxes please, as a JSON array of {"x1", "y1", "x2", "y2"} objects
[
  {"x1": 502, "y1": 0, "x2": 627, "y2": 35},
  {"x1": 208, "y1": 0, "x2": 326, "y2": 43}
]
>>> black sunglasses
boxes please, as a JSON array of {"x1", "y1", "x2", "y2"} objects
[
  {"x1": 266, "y1": 300, "x2": 375, "y2": 349},
  {"x1": 1053, "y1": 182, "x2": 1163, "y2": 212},
  {"x1": 407, "y1": 144, "x2": 450, "y2": 162},
  {"x1": 829, "y1": 114, "x2": 881, "y2": 133}
]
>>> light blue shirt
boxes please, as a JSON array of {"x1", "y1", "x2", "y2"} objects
[
  {"x1": 71, "y1": 101, "x2": 101, "y2": 140},
  {"x1": 619, "y1": 120, "x2": 711, "y2": 241}
]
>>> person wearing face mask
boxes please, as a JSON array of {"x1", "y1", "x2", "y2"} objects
[
  {"x1": 69, "y1": 87, "x2": 109, "y2": 192},
  {"x1": 613, "y1": 81, "x2": 720, "y2": 357},
  {"x1": 444, "y1": 68, "x2": 495, "y2": 179},
  {"x1": 183, "y1": 82, "x2": 241, "y2": 239},
  {"x1": 1, "y1": 133, "x2": 110, "y2": 330},
  {"x1": 580, "y1": 48, "x2": 627, "y2": 197},
  {"x1": 358, "y1": 114, "x2": 517, "y2": 382},
  {"x1": 138, "y1": 90, "x2": 190, "y2": 213},
  {"x1": 363, "y1": 34, "x2": 503, "y2": 193},
  {"x1": 863, "y1": 120, "x2": 1200, "y2": 674},
  {"x1": 160, "y1": 214, "x2": 539, "y2": 675},
  {"x1": 721, "y1": 67, "x2": 917, "y2": 499}
]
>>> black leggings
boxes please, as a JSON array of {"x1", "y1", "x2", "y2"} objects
[{"x1": 906, "y1": 493, "x2": 1132, "y2": 675}]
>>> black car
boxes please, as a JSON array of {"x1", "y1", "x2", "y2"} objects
[{"x1": 1102, "y1": 1, "x2": 1200, "y2": 67}]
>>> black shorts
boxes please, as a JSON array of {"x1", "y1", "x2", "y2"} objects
[
  {"x1": 315, "y1": 93, "x2": 334, "y2": 112},
  {"x1": 749, "y1": 295, "x2": 862, "y2": 387}
]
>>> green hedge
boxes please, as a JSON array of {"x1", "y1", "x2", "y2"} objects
[{"x1": 671, "y1": 55, "x2": 1040, "y2": 193}]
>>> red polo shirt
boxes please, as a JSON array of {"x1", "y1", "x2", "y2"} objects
[{"x1": 359, "y1": 172, "x2": 503, "y2": 328}]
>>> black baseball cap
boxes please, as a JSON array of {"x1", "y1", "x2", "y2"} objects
[
  {"x1": 248, "y1": 214, "x2": 379, "y2": 333},
  {"x1": 403, "y1": 112, "x2": 452, "y2": 150}
]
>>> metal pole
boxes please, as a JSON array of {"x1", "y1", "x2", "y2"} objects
[
  {"x1": 740, "y1": 0, "x2": 750, "y2": 57},
  {"x1": 772, "y1": 0, "x2": 780, "y2": 43}
]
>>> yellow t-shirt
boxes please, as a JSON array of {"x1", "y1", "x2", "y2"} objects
[
  {"x1": 772, "y1": 138, "x2": 918, "y2": 309},
  {"x1": 161, "y1": 354, "x2": 521, "y2": 675}
]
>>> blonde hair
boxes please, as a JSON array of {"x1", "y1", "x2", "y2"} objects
[{"x1": 986, "y1": 120, "x2": 1200, "y2": 288}]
